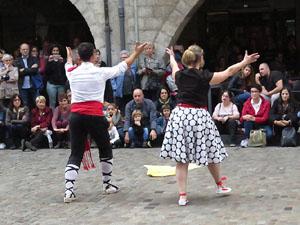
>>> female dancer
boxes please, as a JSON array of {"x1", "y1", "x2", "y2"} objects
[{"x1": 160, "y1": 45, "x2": 259, "y2": 206}]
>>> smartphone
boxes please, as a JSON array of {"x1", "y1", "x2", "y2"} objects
[{"x1": 53, "y1": 55, "x2": 61, "y2": 60}]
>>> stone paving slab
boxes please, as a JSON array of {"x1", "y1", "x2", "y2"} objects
[{"x1": 1, "y1": 146, "x2": 300, "y2": 225}]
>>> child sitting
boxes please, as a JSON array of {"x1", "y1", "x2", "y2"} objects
[
  {"x1": 105, "y1": 103, "x2": 124, "y2": 141},
  {"x1": 107, "y1": 117, "x2": 121, "y2": 148},
  {"x1": 156, "y1": 104, "x2": 171, "y2": 136},
  {"x1": 128, "y1": 109, "x2": 150, "y2": 148}
]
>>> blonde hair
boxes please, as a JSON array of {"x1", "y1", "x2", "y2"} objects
[
  {"x1": 145, "y1": 42, "x2": 155, "y2": 49},
  {"x1": 181, "y1": 45, "x2": 204, "y2": 67},
  {"x1": 131, "y1": 109, "x2": 143, "y2": 119},
  {"x1": 35, "y1": 95, "x2": 46, "y2": 104}
]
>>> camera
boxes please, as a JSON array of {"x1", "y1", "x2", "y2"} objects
[
  {"x1": 1, "y1": 74, "x2": 9, "y2": 81},
  {"x1": 53, "y1": 54, "x2": 61, "y2": 60}
]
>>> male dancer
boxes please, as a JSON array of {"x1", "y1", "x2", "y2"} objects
[{"x1": 64, "y1": 42, "x2": 146, "y2": 203}]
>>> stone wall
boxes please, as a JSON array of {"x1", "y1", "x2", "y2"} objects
[{"x1": 70, "y1": 0, "x2": 204, "y2": 65}]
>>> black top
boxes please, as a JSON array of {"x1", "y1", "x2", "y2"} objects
[
  {"x1": 45, "y1": 60, "x2": 67, "y2": 85},
  {"x1": 259, "y1": 71, "x2": 290, "y2": 92},
  {"x1": 175, "y1": 68, "x2": 213, "y2": 107}
]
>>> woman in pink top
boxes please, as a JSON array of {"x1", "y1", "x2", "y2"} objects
[
  {"x1": 52, "y1": 93, "x2": 71, "y2": 148},
  {"x1": 212, "y1": 90, "x2": 240, "y2": 147}
]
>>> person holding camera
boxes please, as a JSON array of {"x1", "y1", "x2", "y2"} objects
[
  {"x1": 212, "y1": 90, "x2": 240, "y2": 147},
  {"x1": 45, "y1": 45, "x2": 67, "y2": 112},
  {"x1": 137, "y1": 42, "x2": 165, "y2": 101},
  {"x1": 0, "y1": 54, "x2": 19, "y2": 107}
]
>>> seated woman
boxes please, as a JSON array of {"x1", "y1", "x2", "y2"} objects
[
  {"x1": 5, "y1": 94, "x2": 30, "y2": 149},
  {"x1": 51, "y1": 93, "x2": 71, "y2": 149},
  {"x1": 228, "y1": 64, "x2": 255, "y2": 107},
  {"x1": 24, "y1": 96, "x2": 53, "y2": 151},
  {"x1": 270, "y1": 88, "x2": 298, "y2": 139},
  {"x1": 212, "y1": 90, "x2": 240, "y2": 147},
  {"x1": 154, "y1": 87, "x2": 176, "y2": 117},
  {"x1": 240, "y1": 84, "x2": 272, "y2": 148}
]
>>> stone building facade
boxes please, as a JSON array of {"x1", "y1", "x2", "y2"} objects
[{"x1": 69, "y1": 0, "x2": 204, "y2": 65}]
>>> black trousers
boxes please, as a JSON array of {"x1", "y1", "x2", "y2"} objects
[
  {"x1": 214, "y1": 118, "x2": 237, "y2": 143},
  {"x1": 30, "y1": 130, "x2": 48, "y2": 148},
  {"x1": 67, "y1": 113, "x2": 112, "y2": 167}
]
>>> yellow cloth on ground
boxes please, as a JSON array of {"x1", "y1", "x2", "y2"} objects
[{"x1": 144, "y1": 164, "x2": 203, "y2": 177}]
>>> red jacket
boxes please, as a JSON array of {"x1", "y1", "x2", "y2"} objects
[
  {"x1": 31, "y1": 106, "x2": 53, "y2": 129},
  {"x1": 240, "y1": 96, "x2": 270, "y2": 124}
]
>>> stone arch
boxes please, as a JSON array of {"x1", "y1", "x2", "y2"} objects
[{"x1": 154, "y1": 0, "x2": 206, "y2": 59}]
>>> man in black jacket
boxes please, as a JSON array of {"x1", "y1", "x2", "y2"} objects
[{"x1": 14, "y1": 43, "x2": 40, "y2": 109}]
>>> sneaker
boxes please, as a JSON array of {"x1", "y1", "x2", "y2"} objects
[
  {"x1": 9, "y1": 144, "x2": 17, "y2": 150},
  {"x1": 178, "y1": 194, "x2": 189, "y2": 206},
  {"x1": 0, "y1": 143, "x2": 5, "y2": 150},
  {"x1": 54, "y1": 141, "x2": 61, "y2": 149},
  {"x1": 240, "y1": 139, "x2": 248, "y2": 148},
  {"x1": 49, "y1": 141, "x2": 53, "y2": 149},
  {"x1": 147, "y1": 141, "x2": 152, "y2": 148},
  {"x1": 21, "y1": 139, "x2": 25, "y2": 150},
  {"x1": 64, "y1": 192, "x2": 77, "y2": 203},
  {"x1": 229, "y1": 143, "x2": 236, "y2": 147},
  {"x1": 142, "y1": 141, "x2": 147, "y2": 148},
  {"x1": 103, "y1": 183, "x2": 120, "y2": 194},
  {"x1": 216, "y1": 186, "x2": 232, "y2": 194}
]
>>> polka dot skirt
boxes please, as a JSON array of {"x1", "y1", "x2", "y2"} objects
[{"x1": 160, "y1": 106, "x2": 228, "y2": 166}]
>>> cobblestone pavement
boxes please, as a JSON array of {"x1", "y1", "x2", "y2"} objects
[{"x1": 1, "y1": 146, "x2": 300, "y2": 225}]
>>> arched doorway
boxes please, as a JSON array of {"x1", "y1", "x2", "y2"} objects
[
  {"x1": 0, "y1": 0, "x2": 94, "y2": 55},
  {"x1": 177, "y1": 0, "x2": 298, "y2": 77}
]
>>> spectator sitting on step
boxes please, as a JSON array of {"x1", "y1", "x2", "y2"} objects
[
  {"x1": 212, "y1": 90, "x2": 240, "y2": 147},
  {"x1": 240, "y1": 84, "x2": 272, "y2": 148},
  {"x1": 124, "y1": 88, "x2": 157, "y2": 147},
  {"x1": 154, "y1": 87, "x2": 176, "y2": 117},
  {"x1": 51, "y1": 93, "x2": 71, "y2": 149},
  {"x1": 105, "y1": 103, "x2": 124, "y2": 144},
  {"x1": 270, "y1": 87, "x2": 299, "y2": 139},
  {"x1": 156, "y1": 104, "x2": 171, "y2": 137},
  {"x1": 5, "y1": 94, "x2": 30, "y2": 150},
  {"x1": 107, "y1": 117, "x2": 121, "y2": 149},
  {"x1": 128, "y1": 109, "x2": 150, "y2": 148},
  {"x1": 227, "y1": 64, "x2": 255, "y2": 107},
  {"x1": 23, "y1": 96, "x2": 53, "y2": 152},
  {"x1": 0, "y1": 101, "x2": 7, "y2": 150}
]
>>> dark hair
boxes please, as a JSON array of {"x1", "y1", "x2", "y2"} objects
[
  {"x1": 250, "y1": 84, "x2": 262, "y2": 92},
  {"x1": 221, "y1": 90, "x2": 233, "y2": 101},
  {"x1": 58, "y1": 93, "x2": 67, "y2": 102},
  {"x1": 78, "y1": 42, "x2": 94, "y2": 61},
  {"x1": 241, "y1": 64, "x2": 255, "y2": 88},
  {"x1": 9, "y1": 94, "x2": 24, "y2": 111},
  {"x1": 161, "y1": 104, "x2": 171, "y2": 111},
  {"x1": 51, "y1": 44, "x2": 61, "y2": 54},
  {"x1": 157, "y1": 87, "x2": 170, "y2": 99},
  {"x1": 277, "y1": 87, "x2": 296, "y2": 115}
]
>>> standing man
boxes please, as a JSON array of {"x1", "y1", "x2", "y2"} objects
[
  {"x1": 15, "y1": 43, "x2": 40, "y2": 110},
  {"x1": 255, "y1": 63, "x2": 289, "y2": 106},
  {"x1": 63, "y1": 41, "x2": 146, "y2": 203}
]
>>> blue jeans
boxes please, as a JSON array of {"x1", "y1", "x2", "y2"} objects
[
  {"x1": 46, "y1": 82, "x2": 65, "y2": 112},
  {"x1": 243, "y1": 121, "x2": 272, "y2": 139},
  {"x1": 234, "y1": 93, "x2": 250, "y2": 104},
  {"x1": 128, "y1": 127, "x2": 149, "y2": 146},
  {"x1": 19, "y1": 88, "x2": 39, "y2": 110}
]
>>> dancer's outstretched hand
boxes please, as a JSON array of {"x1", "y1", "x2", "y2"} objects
[
  {"x1": 134, "y1": 41, "x2": 147, "y2": 56},
  {"x1": 243, "y1": 50, "x2": 260, "y2": 64},
  {"x1": 166, "y1": 46, "x2": 175, "y2": 57}
]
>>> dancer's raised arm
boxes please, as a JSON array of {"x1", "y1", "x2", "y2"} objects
[
  {"x1": 209, "y1": 51, "x2": 260, "y2": 86},
  {"x1": 166, "y1": 46, "x2": 180, "y2": 81}
]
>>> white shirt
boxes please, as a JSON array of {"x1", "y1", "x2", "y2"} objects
[
  {"x1": 251, "y1": 98, "x2": 262, "y2": 115},
  {"x1": 108, "y1": 126, "x2": 120, "y2": 144},
  {"x1": 65, "y1": 61, "x2": 127, "y2": 104}
]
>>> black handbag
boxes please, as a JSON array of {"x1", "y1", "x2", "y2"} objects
[{"x1": 281, "y1": 126, "x2": 297, "y2": 147}]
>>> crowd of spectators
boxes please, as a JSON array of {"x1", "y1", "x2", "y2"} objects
[{"x1": 0, "y1": 36, "x2": 300, "y2": 151}]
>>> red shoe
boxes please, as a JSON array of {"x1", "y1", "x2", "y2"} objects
[
  {"x1": 178, "y1": 193, "x2": 189, "y2": 206},
  {"x1": 216, "y1": 177, "x2": 232, "y2": 194}
]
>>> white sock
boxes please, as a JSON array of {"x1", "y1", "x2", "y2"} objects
[
  {"x1": 65, "y1": 164, "x2": 79, "y2": 196},
  {"x1": 100, "y1": 157, "x2": 113, "y2": 186}
]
